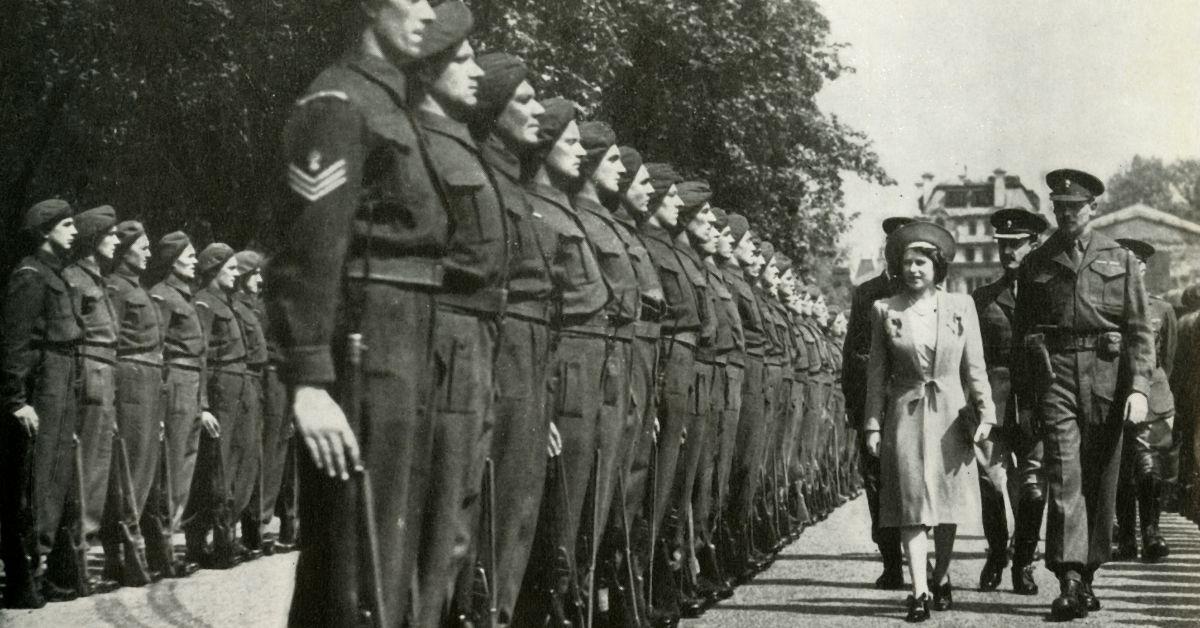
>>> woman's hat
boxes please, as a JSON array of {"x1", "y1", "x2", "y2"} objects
[{"x1": 885, "y1": 220, "x2": 956, "y2": 270}]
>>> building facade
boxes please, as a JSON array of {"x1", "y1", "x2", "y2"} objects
[{"x1": 1090, "y1": 203, "x2": 1200, "y2": 294}]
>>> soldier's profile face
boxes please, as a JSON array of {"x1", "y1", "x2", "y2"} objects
[
  {"x1": 622, "y1": 165, "x2": 653, "y2": 214},
  {"x1": 430, "y1": 40, "x2": 483, "y2": 111},
  {"x1": 762, "y1": 260, "x2": 780, "y2": 286},
  {"x1": 998, "y1": 236, "x2": 1036, "y2": 270},
  {"x1": 592, "y1": 144, "x2": 625, "y2": 195},
  {"x1": 96, "y1": 226, "x2": 121, "y2": 260},
  {"x1": 545, "y1": 120, "x2": 585, "y2": 180},
  {"x1": 367, "y1": 0, "x2": 435, "y2": 60},
  {"x1": 694, "y1": 222, "x2": 718, "y2": 255},
  {"x1": 46, "y1": 217, "x2": 77, "y2": 251},
  {"x1": 497, "y1": 81, "x2": 543, "y2": 147},
  {"x1": 244, "y1": 270, "x2": 264, "y2": 294},
  {"x1": 653, "y1": 185, "x2": 682, "y2": 227},
  {"x1": 834, "y1": 313, "x2": 847, "y2": 335},
  {"x1": 175, "y1": 244, "x2": 198, "y2": 280},
  {"x1": 125, "y1": 234, "x2": 152, "y2": 272},
  {"x1": 1052, "y1": 200, "x2": 1094, "y2": 237},
  {"x1": 734, "y1": 233, "x2": 756, "y2": 266},
  {"x1": 779, "y1": 269, "x2": 795, "y2": 294},
  {"x1": 716, "y1": 226, "x2": 735, "y2": 258},
  {"x1": 216, "y1": 256, "x2": 240, "y2": 291}
]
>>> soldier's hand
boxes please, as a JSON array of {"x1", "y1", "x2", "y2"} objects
[
  {"x1": 294, "y1": 385, "x2": 362, "y2": 480},
  {"x1": 1124, "y1": 391, "x2": 1149, "y2": 426},
  {"x1": 973, "y1": 422, "x2": 993, "y2": 444},
  {"x1": 865, "y1": 431, "x2": 881, "y2": 457},
  {"x1": 13, "y1": 404, "x2": 38, "y2": 437},
  {"x1": 200, "y1": 411, "x2": 221, "y2": 439},
  {"x1": 547, "y1": 422, "x2": 563, "y2": 457}
]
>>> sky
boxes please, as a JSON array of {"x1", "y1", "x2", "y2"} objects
[{"x1": 817, "y1": 0, "x2": 1200, "y2": 263}]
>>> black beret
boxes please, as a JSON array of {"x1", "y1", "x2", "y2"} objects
[
  {"x1": 774, "y1": 252, "x2": 793, "y2": 274},
  {"x1": 727, "y1": 213, "x2": 751, "y2": 244},
  {"x1": 155, "y1": 231, "x2": 191, "y2": 267},
  {"x1": 1116, "y1": 238, "x2": 1156, "y2": 261},
  {"x1": 74, "y1": 205, "x2": 118, "y2": 241},
  {"x1": 579, "y1": 121, "x2": 617, "y2": 171},
  {"x1": 197, "y1": 243, "x2": 236, "y2": 277},
  {"x1": 24, "y1": 198, "x2": 73, "y2": 233},
  {"x1": 536, "y1": 98, "x2": 579, "y2": 147},
  {"x1": 417, "y1": 1, "x2": 473, "y2": 59},
  {"x1": 645, "y1": 162, "x2": 682, "y2": 207},
  {"x1": 882, "y1": 216, "x2": 914, "y2": 235},
  {"x1": 759, "y1": 241, "x2": 776, "y2": 265},
  {"x1": 885, "y1": 221, "x2": 956, "y2": 271},
  {"x1": 710, "y1": 206, "x2": 729, "y2": 230},
  {"x1": 617, "y1": 146, "x2": 644, "y2": 193},
  {"x1": 1046, "y1": 168, "x2": 1104, "y2": 202},
  {"x1": 990, "y1": 208, "x2": 1048, "y2": 239},
  {"x1": 113, "y1": 220, "x2": 147, "y2": 258},
  {"x1": 676, "y1": 180, "x2": 712, "y2": 224},
  {"x1": 475, "y1": 52, "x2": 528, "y2": 115},
  {"x1": 235, "y1": 250, "x2": 264, "y2": 274}
]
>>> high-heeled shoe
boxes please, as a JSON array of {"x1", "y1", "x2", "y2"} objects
[
  {"x1": 933, "y1": 576, "x2": 953, "y2": 611},
  {"x1": 905, "y1": 593, "x2": 932, "y2": 622}
]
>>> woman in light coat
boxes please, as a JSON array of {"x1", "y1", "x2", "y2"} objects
[{"x1": 864, "y1": 222, "x2": 996, "y2": 622}]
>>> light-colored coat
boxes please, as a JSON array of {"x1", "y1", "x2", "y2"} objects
[{"x1": 865, "y1": 290, "x2": 996, "y2": 528}]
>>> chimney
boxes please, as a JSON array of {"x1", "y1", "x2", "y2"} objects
[
  {"x1": 922, "y1": 172, "x2": 935, "y2": 208},
  {"x1": 993, "y1": 168, "x2": 1006, "y2": 208},
  {"x1": 915, "y1": 180, "x2": 925, "y2": 212}
]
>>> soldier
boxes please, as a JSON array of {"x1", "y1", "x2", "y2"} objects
[
  {"x1": 231, "y1": 252, "x2": 269, "y2": 556},
  {"x1": 519, "y1": 97, "x2": 619, "y2": 623},
  {"x1": 843, "y1": 215, "x2": 912, "y2": 589},
  {"x1": 1111, "y1": 238, "x2": 1176, "y2": 563},
  {"x1": 186, "y1": 244, "x2": 251, "y2": 570},
  {"x1": 266, "y1": 0, "x2": 442, "y2": 623},
  {"x1": 771, "y1": 255, "x2": 806, "y2": 531},
  {"x1": 1, "y1": 199, "x2": 79, "y2": 608},
  {"x1": 1013, "y1": 168, "x2": 1154, "y2": 620},
  {"x1": 470, "y1": 51, "x2": 559, "y2": 627},
  {"x1": 971, "y1": 208, "x2": 1048, "y2": 595},
  {"x1": 60, "y1": 205, "x2": 124, "y2": 593},
  {"x1": 1176, "y1": 287, "x2": 1200, "y2": 523},
  {"x1": 147, "y1": 233, "x2": 214, "y2": 575},
  {"x1": 753, "y1": 242, "x2": 787, "y2": 554}
]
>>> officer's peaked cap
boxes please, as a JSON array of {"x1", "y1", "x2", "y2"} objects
[
  {"x1": 1046, "y1": 168, "x2": 1104, "y2": 202},
  {"x1": 1116, "y1": 238, "x2": 1156, "y2": 261},
  {"x1": 882, "y1": 216, "x2": 914, "y2": 235},
  {"x1": 990, "y1": 208, "x2": 1048, "y2": 239}
]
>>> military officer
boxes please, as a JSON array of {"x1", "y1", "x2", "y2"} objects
[
  {"x1": 266, "y1": 0, "x2": 444, "y2": 623},
  {"x1": 60, "y1": 205, "x2": 125, "y2": 593},
  {"x1": 1112, "y1": 238, "x2": 1176, "y2": 563},
  {"x1": 843, "y1": 215, "x2": 912, "y2": 589},
  {"x1": 471, "y1": 51, "x2": 561, "y2": 627},
  {"x1": 971, "y1": 208, "x2": 1048, "y2": 595},
  {"x1": 1013, "y1": 168, "x2": 1154, "y2": 620},
  {"x1": 1, "y1": 199, "x2": 80, "y2": 607}
]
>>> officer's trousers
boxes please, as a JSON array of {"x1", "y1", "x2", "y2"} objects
[
  {"x1": 1115, "y1": 415, "x2": 1174, "y2": 538},
  {"x1": 489, "y1": 315, "x2": 552, "y2": 621},
  {"x1": 417, "y1": 308, "x2": 498, "y2": 627},
  {"x1": 254, "y1": 364, "x2": 290, "y2": 529},
  {"x1": 77, "y1": 357, "x2": 116, "y2": 543},
  {"x1": 1040, "y1": 354, "x2": 1124, "y2": 577},
  {"x1": 289, "y1": 284, "x2": 435, "y2": 628},
  {"x1": 858, "y1": 431, "x2": 901, "y2": 561},
  {"x1": 975, "y1": 431, "x2": 1013, "y2": 557}
]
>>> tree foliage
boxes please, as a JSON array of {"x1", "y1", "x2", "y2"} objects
[
  {"x1": 1, "y1": 0, "x2": 890, "y2": 277},
  {"x1": 1099, "y1": 155, "x2": 1200, "y2": 222}
]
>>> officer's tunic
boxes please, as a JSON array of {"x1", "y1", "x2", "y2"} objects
[
  {"x1": 1013, "y1": 230, "x2": 1154, "y2": 575},
  {"x1": 269, "y1": 53, "x2": 447, "y2": 626}
]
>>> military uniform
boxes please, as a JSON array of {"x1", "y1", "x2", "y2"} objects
[
  {"x1": 232, "y1": 288, "x2": 267, "y2": 552},
  {"x1": 709, "y1": 258, "x2": 745, "y2": 558},
  {"x1": 269, "y1": 51, "x2": 447, "y2": 626},
  {"x1": 1, "y1": 246, "x2": 82, "y2": 600}
]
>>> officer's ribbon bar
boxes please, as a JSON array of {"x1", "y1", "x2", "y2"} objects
[{"x1": 288, "y1": 159, "x2": 348, "y2": 202}]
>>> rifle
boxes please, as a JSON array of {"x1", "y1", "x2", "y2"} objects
[
  {"x1": 551, "y1": 453, "x2": 585, "y2": 627},
  {"x1": 613, "y1": 472, "x2": 642, "y2": 627},
  {"x1": 71, "y1": 435, "x2": 91, "y2": 596},
  {"x1": 585, "y1": 449, "x2": 602, "y2": 628},
  {"x1": 345, "y1": 333, "x2": 386, "y2": 628},
  {"x1": 478, "y1": 457, "x2": 498, "y2": 628},
  {"x1": 643, "y1": 426, "x2": 659, "y2": 610},
  {"x1": 114, "y1": 433, "x2": 153, "y2": 584}
]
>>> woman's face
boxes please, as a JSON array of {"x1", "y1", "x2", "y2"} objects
[{"x1": 901, "y1": 248, "x2": 936, "y2": 292}]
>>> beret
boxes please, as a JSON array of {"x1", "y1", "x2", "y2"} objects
[
  {"x1": 774, "y1": 252, "x2": 793, "y2": 274},
  {"x1": 759, "y1": 241, "x2": 776, "y2": 265},
  {"x1": 881, "y1": 216, "x2": 914, "y2": 235},
  {"x1": 113, "y1": 220, "x2": 147, "y2": 259},
  {"x1": 646, "y1": 162, "x2": 682, "y2": 207},
  {"x1": 617, "y1": 146, "x2": 644, "y2": 192},
  {"x1": 536, "y1": 98, "x2": 579, "y2": 147},
  {"x1": 475, "y1": 52, "x2": 528, "y2": 116},
  {"x1": 197, "y1": 243, "x2": 236, "y2": 277},
  {"x1": 155, "y1": 231, "x2": 191, "y2": 267},
  {"x1": 676, "y1": 180, "x2": 712, "y2": 209},
  {"x1": 1116, "y1": 238, "x2": 1156, "y2": 261},
  {"x1": 726, "y1": 213, "x2": 751, "y2": 244},
  {"x1": 1046, "y1": 168, "x2": 1104, "y2": 202},
  {"x1": 24, "y1": 198, "x2": 74, "y2": 233},
  {"x1": 579, "y1": 121, "x2": 618, "y2": 168},
  {"x1": 74, "y1": 205, "x2": 118, "y2": 241},
  {"x1": 709, "y1": 206, "x2": 729, "y2": 230},
  {"x1": 885, "y1": 221, "x2": 956, "y2": 272},
  {"x1": 417, "y1": 1, "x2": 473, "y2": 60},
  {"x1": 805, "y1": 284, "x2": 823, "y2": 299},
  {"x1": 991, "y1": 208, "x2": 1048, "y2": 239},
  {"x1": 235, "y1": 250, "x2": 264, "y2": 274}
]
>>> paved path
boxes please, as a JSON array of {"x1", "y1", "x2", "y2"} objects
[
  {"x1": 4, "y1": 496, "x2": 1199, "y2": 626},
  {"x1": 688, "y1": 495, "x2": 1200, "y2": 627}
]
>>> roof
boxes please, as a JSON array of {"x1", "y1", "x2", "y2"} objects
[{"x1": 1090, "y1": 203, "x2": 1200, "y2": 236}]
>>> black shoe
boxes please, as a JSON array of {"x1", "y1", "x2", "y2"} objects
[
  {"x1": 1143, "y1": 532, "x2": 1170, "y2": 563},
  {"x1": 40, "y1": 580, "x2": 79, "y2": 603},
  {"x1": 1079, "y1": 581, "x2": 1100, "y2": 612},
  {"x1": 1050, "y1": 579, "x2": 1087, "y2": 621},
  {"x1": 168, "y1": 561, "x2": 200, "y2": 578},
  {"x1": 4, "y1": 586, "x2": 46, "y2": 609},
  {"x1": 905, "y1": 593, "x2": 931, "y2": 623},
  {"x1": 875, "y1": 564, "x2": 905, "y2": 590},
  {"x1": 979, "y1": 552, "x2": 1006, "y2": 591},
  {"x1": 1012, "y1": 563, "x2": 1039, "y2": 595},
  {"x1": 88, "y1": 575, "x2": 121, "y2": 594},
  {"x1": 932, "y1": 577, "x2": 953, "y2": 611},
  {"x1": 1111, "y1": 536, "x2": 1138, "y2": 561}
]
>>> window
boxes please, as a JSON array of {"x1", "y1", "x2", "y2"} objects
[
  {"x1": 972, "y1": 189, "x2": 994, "y2": 207},
  {"x1": 970, "y1": 220, "x2": 978, "y2": 236},
  {"x1": 965, "y1": 247, "x2": 976, "y2": 262},
  {"x1": 944, "y1": 190, "x2": 968, "y2": 208}
]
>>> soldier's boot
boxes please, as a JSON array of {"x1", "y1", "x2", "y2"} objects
[
  {"x1": 2, "y1": 549, "x2": 45, "y2": 610},
  {"x1": 648, "y1": 537, "x2": 682, "y2": 627},
  {"x1": 696, "y1": 541, "x2": 732, "y2": 601},
  {"x1": 1010, "y1": 539, "x2": 1040, "y2": 596},
  {"x1": 205, "y1": 517, "x2": 242, "y2": 570},
  {"x1": 1140, "y1": 477, "x2": 1170, "y2": 562}
]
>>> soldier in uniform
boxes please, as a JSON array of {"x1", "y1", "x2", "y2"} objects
[
  {"x1": 843, "y1": 215, "x2": 912, "y2": 589},
  {"x1": 60, "y1": 205, "x2": 125, "y2": 593},
  {"x1": 266, "y1": 0, "x2": 444, "y2": 623},
  {"x1": 753, "y1": 241, "x2": 787, "y2": 553},
  {"x1": 186, "y1": 244, "x2": 251, "y2": 569},
  {"x1": 1, "y1": 199, "x2": 79, "y2": 607},
  {"x1": 1111, "y1": 238, "x2": 1176, "y2": 563},
  {"x1": 148, "y1": 233, "x2": 214, "y2": 574},
  {"x1": 1176, "y1": 287, "x2": 1200, "y2": 523},
  {"x1": 470, "y1": 51, "x2": 560, "y2": 627},
  {"x1": 971, "y1": 208, "x2": 1048, "y2": 595},
  {"x1": 230, "y1": 252, "x2": 268, "y2": 556},
  {"x1": 1013, "y1": 168, "x2": 1154, "y2": 620}
]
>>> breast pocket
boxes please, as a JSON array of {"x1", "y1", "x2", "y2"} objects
[
  {"x1": 659, "y1": 265, "x2": 684, "y2": 309},
  {"x1": 444, "y1": 170, "x2": 488, "y2": 243},
  {"x1": 80, "y1": 286, "x2": 106, "y2": 318},
  {"x1": 1088, "y1": 260, "x2": 1127, "y2": 313},
  {"x1": 560, "y1": 233, "x2": 595, "y2": 285}
]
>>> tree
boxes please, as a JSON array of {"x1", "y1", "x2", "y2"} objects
[
  {"x1": 1099, "y1": 155, "x2": 1200, "y2": 222},
  {"x1": 1, "y1": 0, "x2": 890, "y2": 278}
]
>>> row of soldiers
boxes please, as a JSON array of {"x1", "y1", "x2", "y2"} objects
[
  {"x1": 264, "y1": 1, "x2": 858, "y2": 627},
  {"x1": 1, "y1": 201, "x2": 299, "y2": 609}
]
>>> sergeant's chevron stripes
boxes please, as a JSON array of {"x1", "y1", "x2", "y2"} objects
[{"x1": 288, "y1": 159, "x2": 347, "y2": 202}]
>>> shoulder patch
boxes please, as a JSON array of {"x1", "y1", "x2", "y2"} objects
[
  {"x1": 195, "y1": 301, "x2": 211, "y2": 309},
  {"x1": 296, "y1": 90, "x2": 349, "y2": 107},
  {"x1": 151, "y1": 294, "x2": 165, "y2": 302}
]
